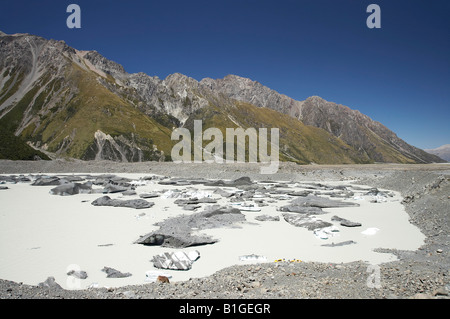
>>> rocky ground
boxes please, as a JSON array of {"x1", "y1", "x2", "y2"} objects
[{"x1": 0, "y1": 160, "x2": 449, "y2": 299}]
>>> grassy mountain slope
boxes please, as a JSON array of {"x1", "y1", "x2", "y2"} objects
[
  {"x1": 184, "y1": 101, "x2": 369, "y2": 164},
  {"x1": 0, "y1": 125, "x2": 49, "y2": 160}
]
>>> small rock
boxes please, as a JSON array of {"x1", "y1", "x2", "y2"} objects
[
  {"x1": 157, "y1": 276, "x2": 170, "y2": 284},
  {"x1": 433, "y1": 287, "x2": 448, "y2": 296},
  {"x1": 251, "y1": 281, "x2": 262, "y2": 288},
  {"x1": 436, "y1": 249, "x2": 443, "y2": 254}
]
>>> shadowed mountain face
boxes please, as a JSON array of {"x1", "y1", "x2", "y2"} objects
[{"x1": 0, "y1": 31, "x2": 444, "y2": 164}]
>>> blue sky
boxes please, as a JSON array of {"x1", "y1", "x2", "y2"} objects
[{"x1": 1, "y1": 0, "x2": 449, "y2": 149}]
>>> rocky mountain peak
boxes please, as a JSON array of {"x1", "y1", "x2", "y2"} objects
[
  {"x1": 164, "y1": 72, "x2": 198, "y2": 86},
  {"x1": 306, "y1": 95, "x2": 326, "y2": 103},
  {"x1": 82, "y1": 50, "x2": 127, "y2": 80}
]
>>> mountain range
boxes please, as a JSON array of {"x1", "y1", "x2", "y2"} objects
[
  {"x1": 425, "y1": 145, "x2": 450, "y2": 162},
  {"x1": 0, "y1": 31, "x2": 445, "y2": 164}
]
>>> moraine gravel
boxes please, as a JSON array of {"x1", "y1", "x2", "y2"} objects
[{"x1": 0, "y1": 160, "x2": 449, "y2": 299}]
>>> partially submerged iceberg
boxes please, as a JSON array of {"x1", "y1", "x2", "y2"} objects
[
  {"x1": 331, "y1": 215, "x2": 362, "y2": 227},
  {"x1": 290, "y1": 195, "x2": 360, "y2": 208},
  {"x1": 282, "y1": 213, "x2": 333, "y2": 231},
  {"x1": 361, "y1": 228, "x2": 380, "y2": 236},
  {"x1": 314, "y1": 226, "x2": 340, "y2": 240},
  {"x1": 239, "y1": 254, "x2": 267, "y2": 262},
  {"x1": 135, "y1": 206, "x2": 245, "y2": 248},
  {"x1": 151, "y1": 250, "x2": 200, "y2": 271},
  {"x1": 50, "y1": 182, "x2": 92, "y2": 196},
  {"x1": 91, "y1": 196, "x2": 154, "y2": 209}
]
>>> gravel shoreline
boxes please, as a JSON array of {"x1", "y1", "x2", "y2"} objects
[{"x1": 0, "y1": 160, "x2": 449, "y2": 299}]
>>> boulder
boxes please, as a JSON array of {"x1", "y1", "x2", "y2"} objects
[
  {"x1": 38, "y1": 276, "x2": 63, "y2": 289},
  {"x1": 145, "y1": 271, "x2": 172, "y2": 283},
  {"x1": 157, "y1": 276, "x2": 170, "y2": 284}
]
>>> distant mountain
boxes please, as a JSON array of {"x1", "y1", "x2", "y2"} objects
[
  {"x1": 0, "y1": 31, "x2": 445, "y2": 164},
  {"x1": 425, "y1": 145, "x2": 450, "y2": 162}
]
